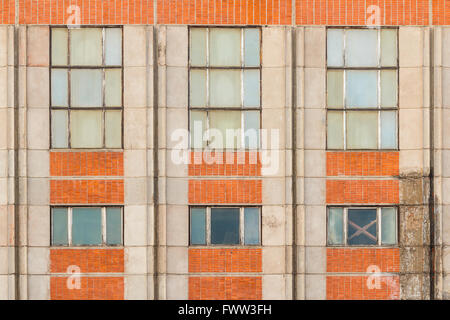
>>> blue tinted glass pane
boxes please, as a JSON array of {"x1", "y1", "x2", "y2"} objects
[
  {"x1": 327, "y1": 29, "x2": 344, "y2": 67},
  {"x1": 211, "y1": 208, "x2": 240, "y2": 245},
  {"x1": 244, "y1": 208, "x2": 260, "y2": 245},
  {"x1": 347, "y1": 209, "x2": 377, "y2": 245},
  {"x1": 72, "y1": 208, "x2": 102, "y2": 245},
  {"x1": 244, "y1": 70, "x2": 260, "y2": 107},
  {"x1": 71, "y1": 69, "x2": 103, "y2": 108},
  {"x1": 105, "y1": 28, "x2": 122, "y2": 66},
  {"x1": 51, "y1": 110, "x2": 68, "y2": 148},
  {"x1": 190, "y1": 208, "x2": 206, "y2": 245},
  {"x1": 345, "y1": 29, "x2": 378, "y2": 67},
  {"x1": 346, "y1": 70, "x2": 378, "y2": 108},
  {"x1": 328, "y1": 208, "x2": 343, "y2": 245},
  {"x1": 106, "y1": 208, "x2": 122, "y2": 245},
  {"x1": 51, "y1": 69, "x2": 68, "y2": 107},
  {"x1": 381, "y1": 111, "x2": 397, "y2": 149},
  {"x1": 244, "y1": 28, "x2": 260, "y2": 67},
  {"x1": 52, "y1": 208, "x2": 68, "y2": 245}
]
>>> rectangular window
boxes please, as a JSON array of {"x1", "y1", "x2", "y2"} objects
[
  {"x1": 51, "y1": 207, "x2": 123, "y2": 246},
  {"x1": 50, "y1": 27, "x2": 123, "y2": 149},
  {"x1": 189, "y1": 207, "x2": 261, "y2": 246},
  {"x1": 327, "y1": 207, "x2": 397, "y2": 246},
  {"x1": 189, "y1": 27, "x2": 261, "y2": 150},
  {"x1": 326, "y1": 28, "x2": 398, "y2": 150}
]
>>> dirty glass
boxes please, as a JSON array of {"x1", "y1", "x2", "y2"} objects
[
  {"x1": 244, "y1": 28, "x2": 260, "y2": 67},
  {"x1": 190, "y1": 208, "x2": 206, "y2": 245},
  {"x1": 327, "y1": 70, "x2": 344, "y2": 108},
  {"x1": 190, "y1": 111, "x2": 207, "y2": 149},
  {"x1": 380, "y1": 111, "x2": 397, "y2": 149},
  {"x1": 209, "y1": 70, "x2": 241, "y2": 107},
  {"x1": 190, "y1": 28, "x2": 207, "y2": 66},
  {"x1": 381, "y1": 29, "x2": 397, "y2": 67},
  {"x1": 105, "y1": 111, "x2": 122, "y2": 148},
  {"x1": 72, "y1": 208, "x2": 102, "y2": 245},
  {"x1": 211, "y1": 208, "x2": 240, "y2": 245},
  {"x1": 105, "y1": 69, "x2": 122, "y2": 107},
  {"x1": 52, "y1": 208, "x2": 68, "y2": 245},
  {"x1": 106, "y1": 207, "x2": 122, "y2": 245},
  {"x1": 71, "y1": 69, "x2": 103, "y2": 107},
  {"x1": 244, "y1": 69, "x2": 260, "y2": 107},
  {"x1": 51, "y1": 28, "x2": 68, "y2": 66},
  {"x1": 346, "y1": 70, "x2": 378, "y2": 108},
  {"x1": 209, "y1": 110, "x2": 241, "y2": 149},
  {"x1": 381, "y1": 208, "x2": 397, "y2": 245},
  {"x1": 347, "y1": 209, "x2": 377, "y2": 245},
  {"x1": 381, "y1": 70, "x2": 397, "y2": 108},
  {"x1": 70, "y1": 110, "x2": 103, "y2": 148},
  {"x1": 51, "y1": 69, "x2": 68, "y2": 107},
  {"x1": 244, "y1": 208, "x2": 260, "y2": 245},
  {"x1": 105, "y1": 28, "x2": 122, "y2": 66},
  {"x1": 51, "y1": 110, "x2": 68, "y2": 148},
  {"x1": 347, "y1": 111, "x2": 378, "y2": 149},
  {"x1": 328, "y1": 207, "x2": 343, "y2": 245},
  {"x1": 345, "y1": 29, "x2": 378, "y2": 67},
  {"x1": 70, "y1": 28, "x2": 103, "y2": 66},
  {"x1": 327, "y1": 29, "x2": 344, "y2": 67},
  {"x1": 327, "y1": 111, "x2": 344, "y2": 149},
  {"x1": 244, "y1": 111, "x2": 260, "y2": 149},
  {"x1": 209, "y1": 28, "x2": 241, "y2": 66},
  {"x1": 190, "y1": 70, "x2": 207, "y2": 107}
]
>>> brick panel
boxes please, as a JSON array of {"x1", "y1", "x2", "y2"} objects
[
  {"x1": 50, "y1": 249, "x2": 124, "y2": 273},
  {"x1": 326, "y1": 152, "x2": 399, "y2": 177},
  {"x1": 327, "y1": 248, "x2": 400, "y2": 273},
  {"x1": 189, "y1": 276, "x2": 262, "y2": 300},
  {"x1": 50, "y1": 180, "x2": 124, "y2": 204},
  {"x1": 326, "y1": 276, "x2": 400, "y2": 300},
  {"x1": 50, "y1": 152, "x2": 123, "y2": 177},
  {"x1": 189, "y1": 248, "x2": 262, "y2": 273},
  {"x1": 326, "y1": 180, "x2": 399, "y2": 204},
  {"x1": 189, "y1": 152, "x2": 261, "y2": 177},
  {"x1": 50, "y1": 277, "x2": 124, "y2": 300},
  {"x1": 0, "y1": 0, "x2": 14, "y2": 24},
  {"x1": 188, "y1": 180, "x2": 262, "y2": 204}
]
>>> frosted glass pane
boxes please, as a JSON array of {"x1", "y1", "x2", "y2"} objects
[
  {"x1": 345, "y1": 29, "x2": 378, "y2": 67},
  {"x1": 105, "y1": 69, "x2": 122, "y2": 107},
  {"x1": 190, "y1": 70, "x2": 207, "y2": 107},
  {"x1": 381, "y1": 29, "x2": 397, "y2": 67},
  {"x1": 327, "y1": 29, "x2": 344, "y2": 67},
  {"x1": 105, "y1": 28, "x2": 122, "y2": 66},
  {"x1": 210, "y1": 70, "x2": 241, "y2": 107},
  {"x1": 51, "y1": 28, "x2": 68, "y2": 66},
  {"x1": 105, "y1": 111, "x2": 122, "y2": 148},
  {"x1": 190, "y1": 208, "x2": 206, "y2": 245},
  {"x1": 244, "y1": 70, "x2": 260, "y2": 107},
  {"x1": 51, "y1": 110, "x2": 68, "y2": 148},
  {"x1": 190, "y1": 28, "x2": 207, "y2": 66},
  {"x1": 72, "y1": 208, "x2": 102, "y2": 245},
  {"x1": 381, "y1": 111, "x2": 397, "y2": 149},
  {"x1": 244, "y1": 208, "x2": 260, "y2": 245},
  {"x1": 244, "y1": 28, "x2": 260, "y2": 67},
  {"x1": 327, "y1": 70, "x2": 344, "y2": 108},
  {"x1": 346, "y1": 111, "x2": 378, "y2": 149},
  {"x1": 71, "y1": 69, "x2": 102, "y2": 107},
  {"x1": 190, "y1": 111, "x2": 207, "y2": 149},
  {"x1": 346, "y1": 70, "x2": 378, "y2": 108},
  {"x1": 210, "y1": 28, "x2": 241, "y2": 66},
  {"x1": 328, "y1": 208, "x2": 343, "y2": 245},
  {"x1": 211, "y1": 208, "x2": 240, "y2": 245},
  {"x1": 209, "y1": 111, "x2": 241, "y2": 149},
  {"x1": 381, "y1": 208, "x2": 397, "y2": 245},
  {"x1": 52, "y1": 208, "x2": 68, "y2": 245},
  {"x1": 70, "y1": 28, "x2": 103, "y2": 66},
  {"x1": 381, "y1": 70, "x2": 397, "y2": 108},
  {"x1": 70, "y1": 110, "x2": 103, "y2": 148},
  {"x1": 327, "y1": 111, "x2": 344, "y2": 149},
  {"x1": 106, "y1": 208, "x2": 122, "y2": 245},
  {"x1": 244, "y1": 111, "x2": 260, "y2": 149},
  {"x1": 51, "y1": 69, "x2": 68, "y2": 107}
]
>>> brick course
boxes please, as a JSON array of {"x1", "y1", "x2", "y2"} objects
[
  {"x1": 326, "y1": 152, "x2": 399, "y2": 177},
  {"x1": 326, "y1": 179, "x2": 399, "y2": 204},
  {"x1": 326, "y1": 275, "x2": 400, "y2": 300},
  {"x1": 189, "y1": 276, "x2": 262, "y2": 300},
  {"x1": 50, "y1": 179, "x2": 124, "y2": 204},
  {"x1": 327, "y1": 248, "x2": 400, "y2": 273},
  {"x1": 189, "y1": 248, "x2": 262, "y2": 273},
  {"x1": 50, "y1": 249, "x2": 125, "y2": 273},
  {"x1": 188, "y1": 179, "x2": 262, "y2": 204},
  {"x1": 50, "y1": 152, "x2": 123, "y2": 177},
  {"x1": 50, "y1": 276, "x2": 124, "y2": 300}
]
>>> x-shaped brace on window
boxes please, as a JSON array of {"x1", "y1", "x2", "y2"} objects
[{"x1": 348, "y1": 219, "x2": 377, "y2": 241}]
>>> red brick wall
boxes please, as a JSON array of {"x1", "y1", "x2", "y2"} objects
[
  {"x1": 189, "y1": 152, "x2": 261, "y2": 177},
  {"x1": 189, "y1": 277, "x2": 262, "y2": 300},
  {"x1": 327, "y1": 248, "x2": 400, "y2": 273},
  {"x1": 327, "y1": 152, "x2": 399, "y2": 177},
  {"x1": 189, "y1": 249, "x2": 262, "y2": 273},
  {"x1": 0, "y1": 0, "x2": 14, "y2": 24},
  {"x1": 327, "y1": 276, "x2": 400, "y2": 300},
  {"x1": 188, "y1": 179, "x2": 262, "y2": 204},
  {"x1": 326, "y1": 179, "x2": 399, "y2": 204},
  {"x1": 50, "y1": 249, "x2": 124, "y2": 273},
  {"x1": 50, "y1": 152, "x2": 123, "y2": 177},
  {"x1": 50, "y1": 180, "x2": 124, "y2": 204},
  {"x1": 50, "y1": 277, "x2": 124, "y2": 300}
]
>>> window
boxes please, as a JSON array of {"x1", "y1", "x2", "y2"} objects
[
  {"x1": 50, "y1": 27, "x2": 123, "y2": 149},
  {"x1": 189, "y1": 28, "x2": 261, "y2": 150},
  {"x1": 326, "y1": 28, "x2": 398, "y2": 150},
  {"x1": 327, "y1": 207, "x2": 397, "y2": 246},
  {"x1": 190, "y1": 207, "x2": 261, "y2": 245},
  {"x1": 51, "y1": 207, "x2": 123, "y2": 246}
]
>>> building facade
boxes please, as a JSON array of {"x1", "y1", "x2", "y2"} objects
[{"x1": 0, "y1": 0, "x2": 449, "y2": 300}]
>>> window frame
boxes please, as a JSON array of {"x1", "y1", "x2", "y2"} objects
[
  {"x1": 49, "y1": 26, "x2": 124, "y2": 150},
  {"x1": 50, "y1": 206, "x2": 124, "y2": 247},
  {"x1": 189, "y1": 206, "x2": 262, "y2": 246}
]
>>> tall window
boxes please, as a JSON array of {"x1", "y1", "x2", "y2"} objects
[
  {"x1": 189, "y1": 27, "x2": 261, "y2": 150},
  {"x1": 326, "y1": 28, "x2": 398, "y2": 150},
  {"x1": 50, "y1": 27, "x2": 123, "y2": 149}
]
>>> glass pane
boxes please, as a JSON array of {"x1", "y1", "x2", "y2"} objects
[
  {"x1": 106, "y1": 207, "x2": 122, "y2": 245},
  {"x1": 327, "y1": 111, "x2": 344, "y2": 149},
  {"x1": 209, "y1": 111, "x2": 241, "y2": 149},
  {"x1": 70, "y1": 28, "x2": 103, "y2": 66},
  {"x1": 210, "y1": 70, "x2": 241, "y2": 107},
  {"x1": 327, "y1": 29, "x2": 344, "y2": 67},
  {"x1": 244, "y1": 111, "x2": 260, "y2": 149},
  {"x1": 51, "y1": 110, "x2": 68, "y2": 148},
  {"x1": 71, "y1": 69, "x2": 103, "y2": 108},
  {"x1": 72, "y1": 208, "x2": 102, "y2": 245},
  {"x1": 244, "y1": 208, "x2": 260, "y2": 245},
  {"x1": 381, "y1": 111, "x2": 397, "y2": 149},
  {"x1": 52, "y1": 208, "x2": 68, "y2": 245},
  {"x1": 210, "y1": 28, "x2": 241, "y2": 66},
  {"x1": 244, "y1": 28, "x2": 260, "y2": 67},
  {"x1": 105, "y1": 28, "x2": 122, "y2": 66},
  {"x1": 345, "y1": 29, "x2": 378, "y2": 67},
  {"x1": 244, "y1": 70, "x2": 260, "y2": 107},
  {"x1": 70, "y1": 110, "x2": 103, "y2": 148},
  {"x1": 381, "y1": 29, "x2": 397, "y2": 67},
  {"x1": 51, "y1": 69, "x2": 68, "y2": 107},
  {"x1": 346, "y1": 111, "x2": 378, "y2": 149},
  {"x1": 328, "y1": 208, "x2": 343, "y2": 245},
  {"x1": 190, "y1": 70, "x2": 207, "y2": 107},
  {"x1": 105, "y1": 111, "x2": 122, "y2": 148},
  {"x1": 381, "y1": 208, "x2": 397, "y2": 245},
  {"x1": 346, "y1": 70, "x2": 378, "y2": 108},
  {"x1": 190, "y1": 208, "x2": 206, "y2": 245},
  {"x1": 190, "y1": 28, "x2": 207, "y2": 66},
  {"x1": 190, "y1": 111, "x2": 207, "y2": 149},
  {"x1": 211, "y1": 208, "x2": 240, "y2": 245},
  {"x1": 105, "y1": 69, "x2": 122, "y2": 107},
  {"x1": 51, "y1": 28, "x2": 68, "y2": 66},
  {"x1": 327, "y1": 70, "x2": 344, "y2": 108},
  {"x1": 381, "y1": 70, "x2": 397, "y2": 108},
  {"x1": 347, "y1": 209, "x2": 377, "y2": 245}
]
